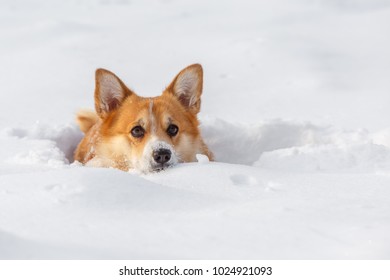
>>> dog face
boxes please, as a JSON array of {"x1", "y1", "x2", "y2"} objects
[{"x1": 76, "y1": 64, "x2": 212, "y2": 172}]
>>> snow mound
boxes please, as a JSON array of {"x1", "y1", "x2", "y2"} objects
[
  {"x1": 2, "y1": 118, "x2": 390, "y2": 174},
  {"x1": 203, "y1": 118, "x2": 390, "y2": 172},
  {"x1": 255, "y1": 143, "x2": 390, "y2": 172},
  {"x1": 2, "y1": 162, "x2": 390, "y2": 259},
  {"x1": 1, "y1": 122, "x2": 82, "y2": 168}
]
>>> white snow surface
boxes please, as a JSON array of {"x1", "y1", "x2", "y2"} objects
[{"x1": 1, "y1": 0, "x2": 390, "y2": 259}]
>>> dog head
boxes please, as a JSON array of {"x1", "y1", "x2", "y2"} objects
[{"x1": 94, "y1": 64, "x2": 205, "y2": 172}]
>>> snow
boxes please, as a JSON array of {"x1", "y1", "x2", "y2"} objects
[{"x1": 1, "y1": 0, "x2": 390, "y2": 259}]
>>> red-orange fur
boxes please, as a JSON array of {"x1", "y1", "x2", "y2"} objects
[{"x1": 74, "y1": 64, "x2": 213, "y2": 172}]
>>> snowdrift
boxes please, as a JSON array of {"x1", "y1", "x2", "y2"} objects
[{"x1": 1, "y1": 119, "x2": 390, "y2": 259}]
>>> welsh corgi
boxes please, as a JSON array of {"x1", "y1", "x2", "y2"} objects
[{"x1": 74, "y1": 64, "x2": 213, "y2": 172}]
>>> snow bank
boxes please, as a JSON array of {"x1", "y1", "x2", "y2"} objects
[
  {"x1": 1, "y1": 122, "x2": 82, "y2": 166},
  {"x1": 1, "y1": 159, "x2": 390, "y2": 259},
  {"x1": 203, "y1": 118, "x2": 390, "y2": 172},
  {"x1": 1, "y1": 118, "x2": 390, "y2": 259},
  {"x1": 2, "y1": 117, "x2": 390, "y2": 174}
]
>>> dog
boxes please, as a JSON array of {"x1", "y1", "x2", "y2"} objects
[{"x1": 74, "y1": 64, "x2": 213, "y2": 172}]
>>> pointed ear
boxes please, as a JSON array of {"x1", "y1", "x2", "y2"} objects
[
  {"x1": 94, "y1": 69, "x2": 133, "y2": 118},
  {"x1": 166, "y1": 64, "x2": 203, "y2": 114}
]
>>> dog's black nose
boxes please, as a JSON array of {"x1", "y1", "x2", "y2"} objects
[{"x1": 153, "y1": 149, "x2": 171, "y2": 164}]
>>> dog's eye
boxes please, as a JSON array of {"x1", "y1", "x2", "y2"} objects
[
  {"x1": 131, "y1": 126, "x2": 145, "y2": 138},
  {"x1": 167, "y1": 124, "x2": 179, "y2": 137}
]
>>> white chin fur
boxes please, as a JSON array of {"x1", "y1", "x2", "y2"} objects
[{"x1": 135, "y1": 139, "x2": 178, "y2": 173}]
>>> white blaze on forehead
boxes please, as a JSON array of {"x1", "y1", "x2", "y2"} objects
[{"x1": 149, "y1": 99, "x2": 156, "y2": 133}]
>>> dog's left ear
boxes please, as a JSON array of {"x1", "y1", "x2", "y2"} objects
[{"x1": 166, "y1": 64, "x2": 203, "y2": 114}]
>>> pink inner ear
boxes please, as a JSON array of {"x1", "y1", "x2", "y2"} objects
[
  {"x1": 106, "y1": 98, "x2": 121, "y2": 112},
  {"x1": 177, "y1": 94, "x2": 191, "y2": 108}
]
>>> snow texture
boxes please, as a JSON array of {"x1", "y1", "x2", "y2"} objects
[{"x1": 1, "y1": 0, "x2": 390, "y2": 259}]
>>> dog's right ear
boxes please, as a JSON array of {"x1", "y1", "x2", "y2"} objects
[
  {"x1": 165, "y1": 64, "x2": 203, "y2": 115},
  {"x1": 94, "y1": 69, "x2": 133, "y2": 118}
]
